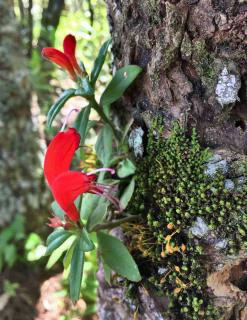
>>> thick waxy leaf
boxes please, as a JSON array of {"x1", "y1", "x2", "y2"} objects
[
  {"x1": 46, "y1": 227, "x2": 67, "y2": 246},
  {"x1": 74, "y1": 104, "x2": 91, "y2": 145},
  {"x1": 120, "y1": 178, "x2": 135, "y2": 209},
  {"x1": 80, "y1": 194, "x2": 100, "y2": 221},
  {"x1": 70, "y1": 238, "x2": 84, "y2": 303},
  {"x1": 90, "y1": 39, "x2": 111, "y2": 86},
  {"x1": 46, "y1": 235, "x2": 76, "y2": 269},
  {"x1": 100, "y1": 65, "x2": 142, "y2": 106},
  {"x1": 80, "y1": 228, "x2": 95, "y2": 252},
  {"x1": 95, "y1": 124, "x2": 113, "y2": 166},
  {"x1": 63, "y1": 239, "x2": 77, "y2": 269},
  {"x1": 97, "y1": 231, "x2": 141, "y2": 282},
  {"x1": 117, "y1": 159, "x2": 136, "y2": 178},
  {"x1": 87, "y1": 198, "x2": 108, "y2": 232},
  {"x1": 46, "y1": 232, "x2": 71, "y2": 255},
  {"x1": 47, "y1": 89, "x2": 76, "y2": 127}
]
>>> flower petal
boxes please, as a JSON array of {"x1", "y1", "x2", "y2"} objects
[
  {"x1": 44, "y1": 128, "x2": 81, "y2": 187},
  {"x1": 63, "y1": 34, "x2": 82, "y2": 75},
  {"x1": 42, "y1": 47, "x2": 77, "y2": 80},
  {"x1": 51, "y1": 171, "x2": 93, "y2": 221}
]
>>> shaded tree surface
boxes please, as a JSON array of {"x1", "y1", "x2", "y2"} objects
[
  {"x1": 0, "y1": 0, "x2": 47, "y2": 229},
  {"x1": 98, "y1": 1, "x2": 247, "y2": 319}
]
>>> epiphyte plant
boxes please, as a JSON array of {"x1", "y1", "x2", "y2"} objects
[{"x1": 42, "y1": 34, "x2": 142, "y2": 303}]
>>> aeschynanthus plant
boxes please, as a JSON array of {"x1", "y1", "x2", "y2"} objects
[{"x1": 42, "y1": 34, "x2": 142, "y2": 303}]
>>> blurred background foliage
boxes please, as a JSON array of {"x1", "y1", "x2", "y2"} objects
[{"x1": 0, "y1": 1, "x2": 110, "y2": 319}]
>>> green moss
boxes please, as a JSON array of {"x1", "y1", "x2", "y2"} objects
[
  {"x1": 125, "y1": 120, "x2": 247, "y2": 319},
  {"x1": 192, "y1": 40, "x2": 217, "y2": 89}
]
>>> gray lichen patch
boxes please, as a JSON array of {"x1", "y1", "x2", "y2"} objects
[
  {"x1": 215, "y1": 67, "x2": 241, "y2": 106},
  {"x1": 205, "y1": 159, "x2": 228, "y2": 176},
  {"x1": 128, "y1": 127, "x2": 144, "y2": 157},
  {"x1": 190, "y1": 217, "x2": 209, "y2": 238}
]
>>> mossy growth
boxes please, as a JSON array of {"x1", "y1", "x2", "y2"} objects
[
  {"x1": 192, "y1": 40, "x2": 217, "y2": 89},
  {"x1": 125, "y1": 120, "x2": 247, "y2": 320}
]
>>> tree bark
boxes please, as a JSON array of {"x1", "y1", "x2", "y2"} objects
[
  {"x1": 98, "y1": 1, "x2": 247, "y2": 319},
  {"x1": 0, "y1": 0, "x2": 47, "y2": 229}
]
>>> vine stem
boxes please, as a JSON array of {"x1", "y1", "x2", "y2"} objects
[{"x1": 90, "y1": 214, "x2": 142, "y2": 232}]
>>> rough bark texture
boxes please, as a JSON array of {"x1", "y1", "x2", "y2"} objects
[
  {"x1": 98, "y1": 0, "x2": 247, "y2": 319},
  {"x1": 0, "y1": 1, "x2": 47, "y2": 229}
]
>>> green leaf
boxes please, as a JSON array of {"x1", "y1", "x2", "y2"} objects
[
  {"x1": 100, "y1": 65, "x2": 142, "y2": 106},
  {"x1": 46, "y1": 232, "x2": 71, "y2": 255},
  {"x1": 74, "y1": 104, "x2": 91, "y2": 145},
  {"x1": 46, "y1": 227, "x2": 66, "y2": 246},
  {"x1": 80, "y1": 194, "x2": 100, "y2": 221},
  {"x1": 75, "y1": 77, "x2": 94, "y2": 97},
  {"x1": 70, "y1": 239, "x2": 85, "y2": 303},
  {"x1": 80, "y1": 228, "x2": 95, "y2": 252},
  {"x1": 103, "y1": 262, "x2": 111, "y2": 285},
  {"x1": 63, "y1": 239, "x2": 77, "y2": 269},
  {"x1": 46, "y1": 235, "x2": 76, "y2": 269},
  {"x1": 47, "y1": 89, "x2": 76, "y2": 127},
  {"x1": 97, "y1": 231, "x2": 141, "y2": 282},
  {"x1": 117, "y1": 159, "x2": 136, "y2": 178},
  {"x1": 120, "y1": 178, "x2": 135, "y2": 209},
  {"x1": 90, "y1": 39, "x2": 111, "y2": 86},
  {"x1": 95, "y1": 124, "x2": 113, "y2": 166},
  {"x1": 87, "y1": 198, "x2": 109, "y2": 232}
]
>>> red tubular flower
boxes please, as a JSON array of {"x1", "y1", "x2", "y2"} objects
[
  {"x1": 63, "y1": 34, "x2": 82, "y2": 75},
  {"x1": 44, "y1": 128, "x2": 80, "y2": 187},
  {"x1": 44, "y1": 128, "x2": 121, "y2": 222},
  {"x1": 42, "y1": 34, "x2": 82, "y2": 81}
]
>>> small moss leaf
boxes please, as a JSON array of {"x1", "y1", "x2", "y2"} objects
[
  {"x1": 97, "y1": 231, "x2": 141, "y2": 282},
  {"x1": 90, "y1": 39, "x2": 111, "y2": 86},
  {"x1": 47, "y1": 89, "x2": 76, "y2": 127},
  {"x1": 100, "y1": 65, "x2": 142, "y2": 106},
  {"x1": 70, "y1": 238, "x2": 85, "y2": 303}
]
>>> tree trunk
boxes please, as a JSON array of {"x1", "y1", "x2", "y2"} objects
[
  {"x1": 98, "y1": 1, "x2": 247, "y2": 319},
  {"x1": 0, "y1": 0, "x2": 47, "y2": 229}
]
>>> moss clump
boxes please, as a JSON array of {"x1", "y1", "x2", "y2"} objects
[{"x1": 125, "y1": 121, "x2": 247, "y2": 319}]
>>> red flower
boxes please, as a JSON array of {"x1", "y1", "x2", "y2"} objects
[
  {"x1": 44, "y1": 128, "x2": 121, "y2": 222},
  {"x1": 44, "y1": 128, "x2": 80, "y2": 187},
  {"x1": 42, "y1": 34, "x2": 82, "y2": 81}
]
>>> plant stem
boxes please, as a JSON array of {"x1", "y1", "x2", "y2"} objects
[
  {"x1": 90, "y1": 97, "x2": 120, "y2": 140},
  {"x1": 90, "y1": 214, "x2": 142, "y2": 232}
]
